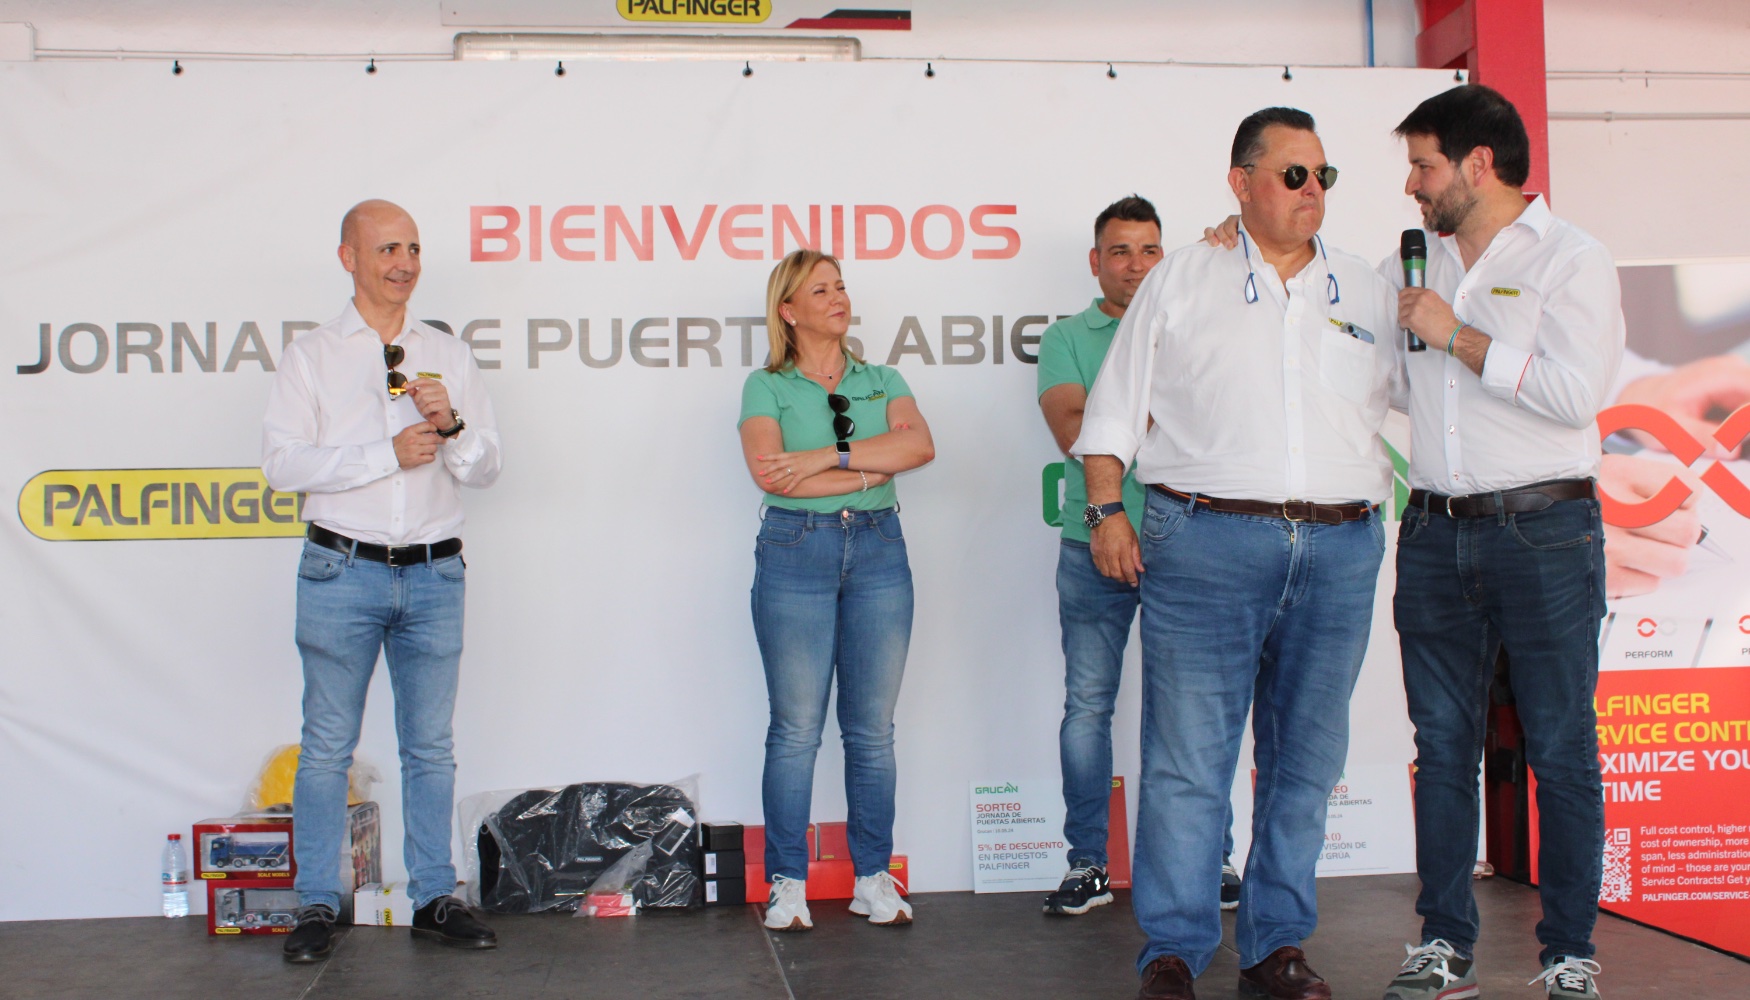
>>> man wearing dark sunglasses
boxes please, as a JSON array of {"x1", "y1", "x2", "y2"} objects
[
  {"x1": 1075, "y1": 108, "x2": 1400, "y2": 1000},
  {"x1": 263, "y1": 199, "x2": 503, "y2": 963}
]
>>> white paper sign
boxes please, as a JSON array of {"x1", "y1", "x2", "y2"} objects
[
  {"x1": 970, "y1": 779, "x2": 1067, "y2": 893},
  {"x1": 1314, "y1": 764, "x2": 1417, "y2": 876}
]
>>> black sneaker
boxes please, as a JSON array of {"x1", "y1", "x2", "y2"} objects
[
  {"x1": 1043, "y1": 863, "x2": 1113, "y2": 915},
  {"x1": 411, "y1": 895, "x2": 498, "y2": 949},
  {"x1": 281, "y1": 904, "x2": 337, "y2": 964},
  {"x1": 1220, "y1": 862, "x2": 1242, "y2": 911}
]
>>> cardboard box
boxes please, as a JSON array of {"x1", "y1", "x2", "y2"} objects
[
  {"x1": 815, "y1": 821, "x2": 848, "y2": 861},
  {"x1": 703, "y1": 850, "x2": 744, "y2": 878},
  {"x1": 1106, "y1": 776, "x2": 1132, "y2": 889},
  {"x1": 208, "y1": 879, "x2": 301, "y2": 935},
  {"x1": 584, "y1": 891, "x2": 637, "y2": 917},
  {"x1": 193, "y1": 801, "x2": 380, "y2": 887},
  {"x1": 741, "y1": 823, "x2": 812, "y2": 865},
  {"x1": 193, "y1": 819, "x2": 293, "y2": 881},
  {"x1": 699, "y1": 821, "x2": 743, "y2": 853},
  {"x1": 353, "y1": 881, "x2": 415, "y2": 927},
  {"x1": 745, "y1": 855, "x2": 908, "y2": 901},
  {"x1": 704, "y1": 878, "x2": 746, "y2": 906}
]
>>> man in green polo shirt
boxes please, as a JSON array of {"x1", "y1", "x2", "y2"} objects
[{"x1": 1036, "y1": 195, "x2": 1240, "y2": 916}]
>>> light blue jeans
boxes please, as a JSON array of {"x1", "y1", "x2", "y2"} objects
[
  {"x1": 751, "y1": 506, "x2": 913, "y2": 881},
  {"x1": 1131, "y1": 489, "x2": 1384, "y2": 976},
  {"x1": 291, "y1": 540, "x2": 466, "y2": 911},
  {"x1": 1057, "y1": 539, "x2": 1234, "y2": 869}
]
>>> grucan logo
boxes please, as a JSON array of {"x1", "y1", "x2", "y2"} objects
[
  {"x1": 19, "y1": 468, "x2": 306, "y2": 541},
  {"x1": 974, "y1": 783, "x2": 1019, "y2": 795},
  {"x1": 1597, "y1": 404, "x2": 1750, "y2": 524}
]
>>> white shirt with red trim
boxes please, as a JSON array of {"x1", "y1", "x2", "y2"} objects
[{"x1": 1381, "y1": 195, "x2": 1624, "y2": 495}]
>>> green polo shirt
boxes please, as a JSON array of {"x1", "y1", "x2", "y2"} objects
[
  {"x1": 1036, "y1": 298, "x2": 1146, "y2": 543},
  {"x1": 739, "y1": 354, "x2": 913, "y2": 513}
]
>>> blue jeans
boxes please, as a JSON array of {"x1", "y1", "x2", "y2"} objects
[
  {"x1": 1395, "y1": 496, "x2": 1605, "y2": 965},
  {"x1": 751, "y1": 506, "x2": 913, "y2": 881},
  {"x1": 1057, "y1": 539, "x2": 1234, "y2": 869},
  {"x1": 1131, "y1": 489, "x2": 1384, "y2": 976},
  {"x1": 291, "y1": 540, "x2": 466, "y2": 911}
]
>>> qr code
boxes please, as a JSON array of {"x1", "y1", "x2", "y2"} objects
[{"x1": 1600, "y1": 829, "x2": 1633, "y2": 903}]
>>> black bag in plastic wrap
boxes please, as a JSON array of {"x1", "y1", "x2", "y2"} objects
[{"x1": 474, "y1": 782, "x2": 702, "y2": 913}]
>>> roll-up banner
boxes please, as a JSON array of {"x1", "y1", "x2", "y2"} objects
[{"x1": 4, "y1": 57, "x2": 1480, "y2": 920}]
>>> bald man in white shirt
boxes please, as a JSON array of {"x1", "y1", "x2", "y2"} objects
[
  {"x1": 263, "y1": 200, "x2": 503, "y2": 963},
  {"x1": 1075, "y1": 109, "x2": 1399, "y2": 1000}
]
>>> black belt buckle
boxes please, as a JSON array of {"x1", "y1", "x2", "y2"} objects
[{"x1": 383, "y1": 544, "x2": 427, "y2": 567}]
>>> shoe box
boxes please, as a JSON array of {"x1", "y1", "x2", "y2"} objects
[
  {"x1": 197, "y1": 802, "x2": 381, "y2": 935},
  {"x1": 698, "y1": 822, "x2": 746, "y2": 907}
]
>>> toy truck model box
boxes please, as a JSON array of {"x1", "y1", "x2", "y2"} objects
[
  {"x1": 194, "y1": 801, "x2": 382, "y2": 888},
  {"x1": 208, "y1": 880, "x2": 301, "y2": 935},
  {"x1": 194, "y1": 819, "x2": 293, "y2": 881}
]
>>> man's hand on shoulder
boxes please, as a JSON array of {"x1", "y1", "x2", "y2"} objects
[{"x1": 395, "y1": 422, "x2": 441, "y2": 468}]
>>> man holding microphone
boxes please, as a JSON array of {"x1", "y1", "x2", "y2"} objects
[{"x1": 1381, "y1": 86, "x2": 1623, "y2": 1000}]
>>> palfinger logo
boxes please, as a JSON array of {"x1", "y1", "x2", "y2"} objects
[
  {"x1": 1596, "y1": 404, "x2": 1750, "y2": 525},
  {"x1": 19, "y1": 468, "x2": 306, "y2": 541},
  {"x1": 1636, "y1": 618, "x2": 1658, "y2": 638}
]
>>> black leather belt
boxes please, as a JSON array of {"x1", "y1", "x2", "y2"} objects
[
  {"x1": 1150, "y1": 484, "x2": 1375, "y2": 525},
  {"x1": 1408, "y1": 478, "x2": 1595, "y2": 518},
  {"x1": 307, "y1": 524, "x2": 462, "y2": 566}
]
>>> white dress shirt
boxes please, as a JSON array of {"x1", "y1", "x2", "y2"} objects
[
  {"x1": 1382, "y1": 196, "x2": 1624, "y2": 495},
  {"x1": 1073, "y1": 228, "x2": 1400, "y2": 504},
  {"x1": 262, "y1": 300, "x2": 502, "y2": 545}
]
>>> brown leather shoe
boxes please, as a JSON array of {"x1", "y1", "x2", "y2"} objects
[
  {"x1": 1238, "y1": 946, "x2": 1330, "y2": 999},
  {"x1": 1138, "y1": 955, "x2": 1197, "y2": 999}
]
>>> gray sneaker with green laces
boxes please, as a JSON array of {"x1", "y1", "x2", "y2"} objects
[
  {"x1": 1382, "y1": 939, "x2": 1479, "y2": 1000},
  {"x1": 1531, "y1": 956, "x2": 1601, "y2": 998}
]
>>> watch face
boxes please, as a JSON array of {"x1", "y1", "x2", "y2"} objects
[{"x1": 1083, "y1": 504, "x2": 1103, "y2": 530}]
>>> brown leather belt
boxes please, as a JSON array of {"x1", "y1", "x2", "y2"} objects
[
  {"x1": 308, "y1": 524, "x2": 463, "y2": 567},
  {"x1": 1408, "y1": 478, "x2": 1595, "y2": 518},
  {"x1": 1149, "y1": 484, "x2": 1375, "y2": 525}
]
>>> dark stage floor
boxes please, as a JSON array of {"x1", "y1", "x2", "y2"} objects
[{"x1": 2, "y1": 875, "x2": 1742, "y2": 998}]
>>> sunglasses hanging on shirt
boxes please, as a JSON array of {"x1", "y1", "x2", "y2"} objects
[
  {"x1": 384, "y1": 344, "x2": 408, "y2": 396},
  {"x1": 1238, "y1": 230, "x2": 1340, "y2": 307},
  {"x1": 827, "y1": 392, "x2": 855, "y2": 440}
]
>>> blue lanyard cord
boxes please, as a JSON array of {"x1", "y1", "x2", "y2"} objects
[{"x1": 1241, "y1": 230, "x2": 1340, "y2": 305}]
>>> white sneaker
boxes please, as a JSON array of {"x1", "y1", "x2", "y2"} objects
[
  {"x1": 762, "y1": 875, "x2": 811, "y2": 931},
  {"x1": 848, "y1": 871, "x2": 912, "y2": 926}
]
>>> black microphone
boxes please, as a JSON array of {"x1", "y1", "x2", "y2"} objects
[{"x1": 1401, "y1": 229, "x2": 1428, "y2": 352}]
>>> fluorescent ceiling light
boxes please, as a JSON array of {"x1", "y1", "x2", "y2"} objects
[{"x1": 453, "y1": 32, "x2": 859, "y2": 62}]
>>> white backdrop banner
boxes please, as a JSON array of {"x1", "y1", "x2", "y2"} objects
[{"x1": 0, "y1": 59, "x2": 1450, "y2": 919}]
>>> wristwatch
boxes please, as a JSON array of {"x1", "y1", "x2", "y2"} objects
[
  {"x1": 1083, "y1": 501, "x2": 1125, "y2": 531},
  {"x1": 435, "y1": 409, "x2": 466, "y2": 439},
  {"x1": 836, "y1": 440, "x2": 852, "y2": 469}
]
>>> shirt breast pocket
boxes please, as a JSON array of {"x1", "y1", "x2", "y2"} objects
[{"x1": 1317, "y1": 328, "x2": 1382, "y2": 407}]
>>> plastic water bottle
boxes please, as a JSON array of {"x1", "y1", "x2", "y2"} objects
[{"x1": 161, "y1": 833, "x2": 190, "y2": 918}]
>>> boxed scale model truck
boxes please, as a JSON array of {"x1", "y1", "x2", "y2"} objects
[{"x1": 208, "y1": 880, "x2": 301, "y2": 935}]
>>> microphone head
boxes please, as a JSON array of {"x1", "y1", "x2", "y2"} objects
[{"x1": 1400, "y1": 228, "x2": 1428, "y2": 261}]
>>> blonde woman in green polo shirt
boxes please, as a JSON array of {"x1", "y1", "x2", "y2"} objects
[{"x1": 737, "y1": 249, "x2": 936, "y2": 932}]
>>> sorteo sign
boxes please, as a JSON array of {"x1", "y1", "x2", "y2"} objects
[
  {"x1": 469, "y1": 203, "x2": 1019, "y2": 263},
  {"x1": 19, "y1": 468, "x2": 305, "y2": 541},
  {"x1": 1597, "y1": 404, "x2": 1750, "y2": 525}
]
